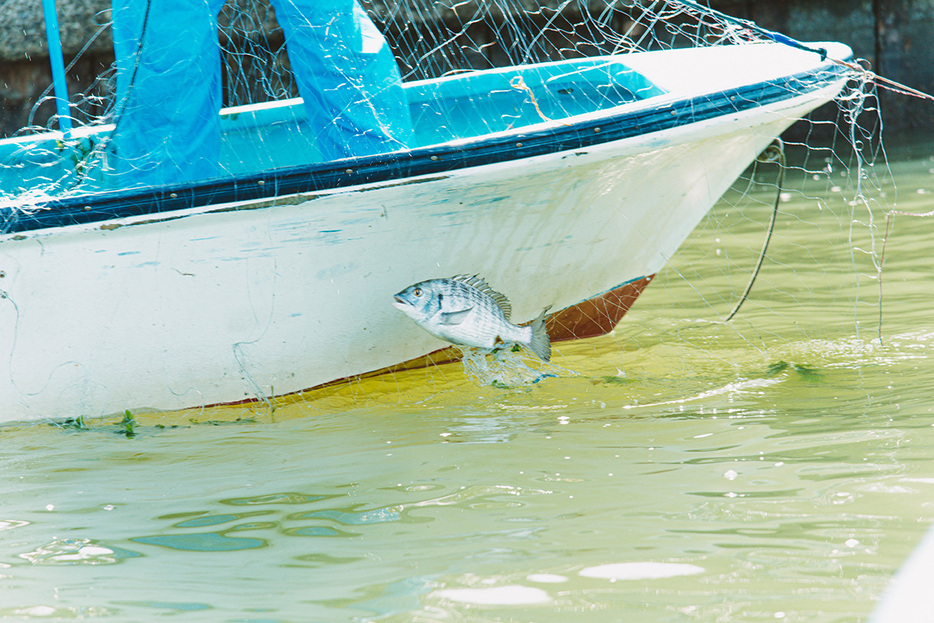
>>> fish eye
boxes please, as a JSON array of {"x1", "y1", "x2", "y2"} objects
[{"x1": 413, "y1": 287, "x2": 422, "y2": 297}]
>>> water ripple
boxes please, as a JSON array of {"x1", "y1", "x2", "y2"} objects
[
  {"x1": 131, "y1": 532, "x2": 266, "y2": 552},
  {"x1": 19, "y1": 538, "x2": 141, "y2": 565}
]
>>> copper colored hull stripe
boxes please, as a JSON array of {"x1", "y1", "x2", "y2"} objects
[
  {"x1": 221, "y1": 275, "x2": 656, "y2": 406},
  {"x1": 547, "y1": 275, "x2": 653, "y2": 342},
  {"x1": 255, "y1": 274, "x2": 657, "y2": 401}
]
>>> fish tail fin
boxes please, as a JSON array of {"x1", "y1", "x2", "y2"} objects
[{"x1": 526, "y1": 306, "x2": 552, "y2": 362}]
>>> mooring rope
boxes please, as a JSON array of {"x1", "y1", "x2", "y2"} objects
[{"x1": 723, "y1": 139, "x2": 785, "y2": 322}]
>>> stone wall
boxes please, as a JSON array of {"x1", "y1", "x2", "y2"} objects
[
  {"x1": 719, "y1": 0, "x2": 934, "y2": 132},
  {"x1": 1, "y1": 0, "x2": 932, "y2": 136}
]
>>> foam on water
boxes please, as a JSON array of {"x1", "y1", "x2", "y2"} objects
[
  {"x1": 459, "y1": 346, "x2": 567, "y2": 387},
  {"x1": 579, "y1": 562, "x2": 706, "y2": 581},
  {"x1": 526, "y1": 573, "x2": 569, "y2": 584},
  {"x1": 432, "y1": 585, "x2": 551, "y2": 605}
]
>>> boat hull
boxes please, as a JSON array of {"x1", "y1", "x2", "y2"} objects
[{"x1": 0, "y1": 81, "x2": 841, "y2": 421}]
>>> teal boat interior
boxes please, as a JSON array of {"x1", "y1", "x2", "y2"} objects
[{"x1": 0, "y1": 57, "x2": 664, "y2": 199}]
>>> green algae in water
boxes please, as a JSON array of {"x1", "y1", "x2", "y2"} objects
[
  {"x1": 120, "y1": 410, "x2": 136, "y2": 438},
  {"x1": 765, "y1": 361, "x2": 823, "y2": 381}
]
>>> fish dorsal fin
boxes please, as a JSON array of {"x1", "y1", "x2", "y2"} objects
[{"x1": 452, "y1": 274, "x2": 512, "y2": 320}]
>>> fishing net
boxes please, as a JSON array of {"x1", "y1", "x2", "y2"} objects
[
  {"x1": 0, "y1": 0, "x2": 924, "y2": 424},
  {"x1": 2, "y1": 1, "x2": 883, "y2": 188}
]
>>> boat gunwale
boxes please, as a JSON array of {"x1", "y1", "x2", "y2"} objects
[{"x1": 1, "y1": 60, "x2": 849, "y2": 236}]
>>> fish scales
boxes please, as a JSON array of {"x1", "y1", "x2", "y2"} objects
[{"x1": 449, "y1": 281, "x2": 521, "y2": 345}]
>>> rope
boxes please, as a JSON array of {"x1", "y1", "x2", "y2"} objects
[
  {"x1": 510, "y1": 76, "x2": 551, "y2": 123},
  {"x1": 723, "y1": 139, "x2": 785, "y2": 322},
  {"x1": 110, "y1": 0, "x2": 154, "y2": 140}
]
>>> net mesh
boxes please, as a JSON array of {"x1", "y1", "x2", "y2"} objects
[
  {"x1": 219, "y1": 1, "x2": 297, "y2": 105},
  {"x1": 4, "y1": 2, "x2": 882, "y2": 191},
  {"x1": 0, "y1": 0, "x2": 921, "y2": 425},
  {"x1": 4, "y1": 2, "x2": 870, "y2": 173}
]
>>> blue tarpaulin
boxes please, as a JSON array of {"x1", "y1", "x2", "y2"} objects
[{"x1": 111, "y1": 0, "x2": 412, "y2": 187}]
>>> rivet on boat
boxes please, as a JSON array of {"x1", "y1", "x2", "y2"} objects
[
  {"x1": 431, "y1": 155, "x2": 438, "y2": 161},
  {"x1": 169, "y1": 192, "x2": 177, "y2": 199},
  {"x1": 516, "y1": 142, "x2": 523, "y2": 147},
  {"x1": 593, "y1": 128, "x2": 600, "y2": 133},
  {"x1": 257, "y1": 180, "x2": 265, "y2": 186},
  {"x1": 83, "y1": 206, "x2": 91, "y2": 211},
  {"x1": 345, "y1": 168, "x2": 353, "y2": 174}
]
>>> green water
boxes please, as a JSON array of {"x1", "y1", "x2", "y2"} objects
[{"x1": 3, "y1": 142, "x2": 934, "y2": 622}]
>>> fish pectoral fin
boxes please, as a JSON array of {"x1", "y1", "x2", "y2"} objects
[{"x1": 439, "y1": 307, "x2": 473, "y2": 325}]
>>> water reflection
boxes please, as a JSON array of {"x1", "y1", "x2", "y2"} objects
[
  {"x1": 113, "y1": 600, "x2": 211, "y2": 612},
  {"x1": 220, "y1": 492, "x2": 338, "y2": 506},
  {"x1": 117, "y1": 482, "x2": 557, "y2": 559},
  {"x1": 291, "y1": 507, "x2": 400, "y2": 525},
  {"x1": 131, "y1": 532, "x2": 267, "y2": 552}
]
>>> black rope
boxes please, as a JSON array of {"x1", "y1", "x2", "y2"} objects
[
  {"x1": 723, "y1": 139, "x2": 785, "y2": 322},
  {"x1": 110, "y1": 0, "x2": 153, "y2": 141},
  {"x1": 672, "y1": 0, "x2": 828, "y2": 60}
]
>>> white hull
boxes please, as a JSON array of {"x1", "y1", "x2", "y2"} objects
[{"x1": 0, "y1": 43, "x2": 851, "y2": 422}]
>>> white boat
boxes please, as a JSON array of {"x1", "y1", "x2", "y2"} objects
[
  {"x1": 0, "y1": 41, "x2": 852, "y2": 423},
  {"x1": 871, "y1": 522, "x2": 934, "y2": 623}
]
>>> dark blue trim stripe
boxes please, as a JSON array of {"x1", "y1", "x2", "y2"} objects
[{"x1": 2, "y1": 64, "x2": 845, "y2": 235}]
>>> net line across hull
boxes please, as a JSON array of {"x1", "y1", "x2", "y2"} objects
[{"x1": 0, "y1": 42, "x2": 852, "y2": 422}]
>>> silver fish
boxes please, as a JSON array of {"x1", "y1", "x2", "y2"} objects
[{"x1": 392, "y1": 275, "x2": 551, "y2": 361}]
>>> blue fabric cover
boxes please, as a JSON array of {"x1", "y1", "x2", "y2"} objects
[{"x1": 111, "y1": 0, "x2": 412, "y2": 187}]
